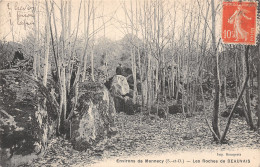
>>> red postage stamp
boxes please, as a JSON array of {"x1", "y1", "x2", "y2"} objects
[{"x1": 222, "y1": 2, "x2": 257, "y2": 45}]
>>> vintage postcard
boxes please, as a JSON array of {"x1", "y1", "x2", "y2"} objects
[{"x1": 0, "y1": 0, "x2": 259, "y2": 167}]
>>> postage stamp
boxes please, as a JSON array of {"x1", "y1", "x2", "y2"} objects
[{"x1": 222, "y1": 2, "x2": 257, "y2": 45}]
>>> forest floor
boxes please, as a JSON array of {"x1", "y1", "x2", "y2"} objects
[{"x1": 26, "y1": 100, "x2": 260, "y2": 167}]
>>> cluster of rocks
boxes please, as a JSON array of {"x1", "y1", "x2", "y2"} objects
[
  {"x1": 104, "y1": 65, "x2": 141, "y2": 115},
  {"x1": 0, "y1": 65, "x2": 183, "y2": 166},
  {"x1": 0, "y1": 73, "x2": 117, "y2": 166},
  {"x1": 106, "y1": 73, "x2": 184, "y2": 118},
  {"x1": 109, "y1": 75, "x2": 137, "y2": 115}
]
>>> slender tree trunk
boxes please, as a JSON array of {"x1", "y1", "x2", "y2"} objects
[
  {"x1": 155, "y1": 60, "x2": 159, "y2": 101},
  {"x1": 211, "y1": 0, "x2": 220, "y2": 140},
  {"x1": 58, "y1": 0, "x2": 66, "y2": 134},
  {"x1": 91, "y1": 0, "x2": 95, "y2": 82},
  {"x1": 245, "y1": 83, "x2": 254, "y2": 130},
  {"x1": 236, "y1": 51, "x2": 241, "y2": 97},
  {"x1": 147, "y1": 51, "x2": 152, "y2": 114},
  {"x1": 36, "y1": 0, "x2": 40, "y2": 78},
  {"x1": 257, "y1": 45, "x2": 260, "y2": 128},
  {"x1": 33, "y1": 0, "x2": 38, "y2": 79},
  {"x1": 43, "y1": 1, "x2": 50, "y2": 87},
  {"x1": 220, "y1": 46, "x2": 250, "y2": 142},
  {"x1": 242, "y1": 46, "x2": 254, "y2": 129},
  {"x1": 171, "y1": 59, "x2": 176, "y2": 98},
  {"x1": 130, "y1": 0, "x2": 137, "y2": 104},
  {"x1": 245, "y1": 53, "x2": 255, "y2": 130},
  {"x1": 137, "y1": 45, "x2": 142, "y2": 107},
  {"x1": 82, "y1": 0, "x2": 90, "y2": 81},
  {"x1": 175, "y1": 53, "x2": 180, "y2": 100},
  {"x1": 66, "y1": 0, "x2": 72, "y2": 93},
  {"x1": 51, "y1": 1, "x2": 59, "y2": 65},
  {"x1": 64, "y1": 1, "x2": 67, "y2": 42},
  {"x1": 223, "y1": 53, "x2": 228, "y2": 107}
]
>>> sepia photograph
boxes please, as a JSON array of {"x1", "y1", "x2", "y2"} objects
[{"x1": 0, "y1": 0, "x2": 259, "y2": 166}]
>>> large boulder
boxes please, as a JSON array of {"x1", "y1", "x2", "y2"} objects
[
  {"x1": 70, "y1": 82, "x2": 116, "y2": 151},
  {"x1": 110, "y1": 75, "x2": 129, "y2": 96},
  {"x1": 168, "y1": 104, "x2": 182, "y2": 114},
  {"x1": 0, "y1": 73, "x2": 56, "y2": 167},
  {"x1": 112, "y1": 95, "x2": 136, "y2": 115},
  {"x1": 150, "y1": 106, "x2": 167, "y2": 119}
]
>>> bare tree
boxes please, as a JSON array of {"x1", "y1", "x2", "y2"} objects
[
  {"x1": 211, "y1": 0, "x2": 220, "y2": 139},
  {"x1": 258, "y1": 49, "x2": 260, "y2": 128}
]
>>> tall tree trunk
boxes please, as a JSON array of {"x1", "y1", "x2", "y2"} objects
[
  {"x1": 242, "y1": 46, "x2": 254, "y2": 129},
  {"x1": 223, "y1": 53, "x2": 228, "y2": 107},
  {"x1": 220, "y1": 46, "x2": 250, "y2": 142},
  {"x1": 136, "y1": 0, "x2": 142, "y2": 109},
  {"x1": 43, "y1": 1, "x2": 50, "y2": 87},
  {"x1": 66, "y1": 0, "x2": 72, "y2": 93},
  {"x1": 211, "y1": 0, "x2": 220, "y2": 140},
  {"x1": 155, "y1": 60, "x2": 159, "y2": 101},
  {"x1": 147, "y1": 51, "x2": 152, "y2": 114},
  {"x1": 58, "y1": 0, "x2": 66, "y2": 134},
  {"x1": 130, "y1": 0, "x2": 137, "y2": 104},
  {"x1": 82, "y1": 0, "x2": 90, "y2": 81},
  {"x1": 33, "y1": 0, "x2": 38, "y2": 79},
  {"x1": 245, "y1": 83, "x2": 254, "y2": 130},
  {"x1": 257, "y1": 45, "x2": 260, "y2": 128},
  {"x1": 91, "y1": 0, "x2": 95, "y2": 82},
  {"x1": 131, "y1": 48, "x2": 137, "y2": 104},
  {"x1": 245, "y1": 49, "x2": 254, "y2": 129}
]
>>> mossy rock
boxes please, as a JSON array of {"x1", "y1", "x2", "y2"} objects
[
  {"x1": 70, "y1": 82, "x2": 116, "y2": 151},
  {"x1": 0, "y1": 73, "x2": 55, "y2": 167}
]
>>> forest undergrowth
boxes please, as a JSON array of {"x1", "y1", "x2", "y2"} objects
[{"x1": 26, "y1": 99, "x2": 260, "y2": 167}]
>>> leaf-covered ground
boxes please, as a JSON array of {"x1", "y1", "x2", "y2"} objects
[{"x1": 26, "y1": 104, "x2": 260, "y2": 167}]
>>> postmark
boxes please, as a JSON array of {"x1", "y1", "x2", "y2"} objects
[{"x1": 222, "y1": 2, "x2": 257, "y2": 45}]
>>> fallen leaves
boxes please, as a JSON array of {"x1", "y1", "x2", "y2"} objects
[{"x1": 26, "y1": 104, "x2": 260, "y2": 167}]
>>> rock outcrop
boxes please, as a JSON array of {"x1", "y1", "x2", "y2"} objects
[
  {"x1": 110, "y1": 75, "x2": 129, "y2": 96},
  {"x1": 70, "y1": 82, "x2": 116, "y2": 151},
  {"x1": 0, "y1": 73, "x2": 56, "y2": 167}
]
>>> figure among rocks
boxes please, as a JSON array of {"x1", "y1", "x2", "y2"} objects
[
  {"x1": 11, "y1": 48, "x2": 24, "y2": 66},
  {"x1": 116, "y1": 63, "x2": 123, "y2": 75}
]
